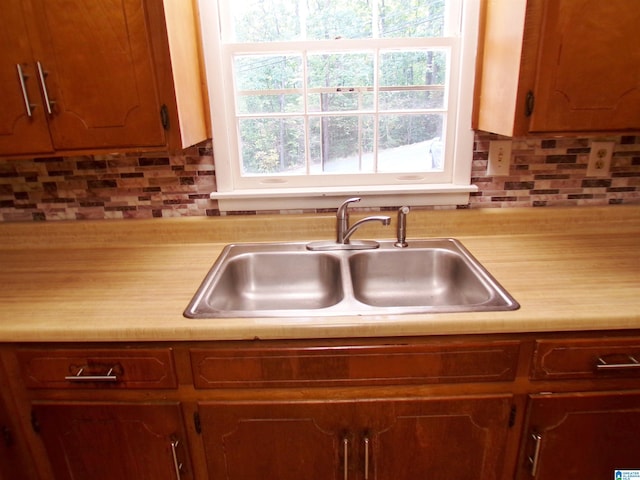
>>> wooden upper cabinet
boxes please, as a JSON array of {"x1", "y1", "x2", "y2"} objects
[
  {"x1": 0, "y1": 0, "x2": 207, "y2": 157},
  {"x1": 0, "y1": 0, "x2": 53, "y2": 155},
  {"x1": 473, "y1": 0, "x2": 640, "y2": 136}
]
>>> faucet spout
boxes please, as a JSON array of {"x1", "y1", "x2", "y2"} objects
[
  {"x1": 306, "y1": 197, "x2": 390, "y2": 251},
  {"x1": 336, "y1": 197, "x2": 361, "y2": 243},
  {"x1": 342, "y1": 216, "x2": 391, "y2": 244}
]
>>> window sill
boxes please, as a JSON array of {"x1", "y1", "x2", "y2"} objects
[{"x1": 210, "y1": 184, "x2": 477, "y2": 211}]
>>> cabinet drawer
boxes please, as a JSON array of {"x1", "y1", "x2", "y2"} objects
[
  {"x1": 16, "y1": 348, "x2": 177, "y2": 389},
  {"x1": 191, "y1": 341, "x2": 520, "y2": 388},
  {"x1": 532, "y1": 338, "x2": 640, "y2": 380}
]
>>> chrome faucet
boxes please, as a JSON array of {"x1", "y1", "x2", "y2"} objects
[
  {"x1": 307, "y1": 197, "x2": 391, "y2": 251},
  {"x1": 336, "y1": 197, "x2": 391, "y2": 244}
]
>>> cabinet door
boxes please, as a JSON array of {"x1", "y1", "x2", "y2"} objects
[
  {"x1": 199, "y1": 396, "x2": 513, "y2": 480},
  {"x1": 0, "y1": 0, "x2": 53, "y2": 155},
  {"x1": 530, "y1": 0, "x2": 640, "y2": 133},
  {"x1": 28, "y1": 0, "x2": 167, "y2": 150},
  {"x1": 365, "y1": 395, "x2": 513, "y2": 480},
  {"x1": 0, "y1": 397, "x2": 33, "y2": 480},
  {"x1": 199, "y1": 401, "x2": 352, "y2": 480},
  {"x1": 518, "y1": 391, "x2": 640, "y2": 479},
  {"x1": 32, "y1": 402, "x2": 191, "y2": 480}
]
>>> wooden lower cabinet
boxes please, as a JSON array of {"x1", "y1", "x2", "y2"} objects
[
  {"x1": 198, "y1": 395, "x2": 513, "y2": 480},
  {"x1": 518, "y1": 391, "x2": 640, "y2": 479},
  {"x1": 31, "y1": 402, "x2": 191, "y2": 480},
  {"x1": 0, "y1": 398, "x2": 33, "y2": 480},
  {"x1": 7, "y1": 333, "x2": 640, "y2": 479}
]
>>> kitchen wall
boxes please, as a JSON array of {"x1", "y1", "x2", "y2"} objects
[{"x1": 1, "y1": 132, "x2": 639, "y2": 221}]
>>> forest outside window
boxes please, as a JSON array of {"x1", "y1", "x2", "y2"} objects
[{"x1": 199, "y1": 0, "x2": 479, "y2": 210}]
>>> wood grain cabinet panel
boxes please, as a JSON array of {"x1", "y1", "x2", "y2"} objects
[
  {"x1": 16, "y1": 347, "x2": 177, "y2": 389},
  {"x1": 531, "y1": 338, "x2": 640, "y2": 380},
  {"x1": 0, "y1": 0, "x2": 206, "y2": 157},
  {"x1": 0, "y1": 0, "x2": 53, "y2": 155},
  {"x1": 191, "y1": 340, "x2": 520, "y2": 388},
  {"x1": 474, "y1": 0, "x2": 640, "y2": 135},
  {"x1": 32, "y1": 402, "x2": 192, "y2": 480},
  {"x1": 29, "y1": 0, "x2": 167, "y2": 151},
  {"x1": 517, "y1": 391, "x2": 640, "y2": 479},
  {"x1": 0, "y1": 374, "x2": 36, "y2": 480},
  {"x1": 199, "y1": 395, "x2": 513, "y2": 480}
]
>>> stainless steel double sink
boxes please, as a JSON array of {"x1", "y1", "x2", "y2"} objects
[{"x1": 184, "y1": 238, "x2": 519, "y2": 318}]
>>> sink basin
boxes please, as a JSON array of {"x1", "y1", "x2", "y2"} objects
[
  {"x1": 184, "y1": 239, "x2": 519, "y2": 318},
  {"x1": 349, "y1": 247, "x2": 497, "y2": 308},
  {"x1": 185, "y1": 245, "x2": 343, "y2": 315}
]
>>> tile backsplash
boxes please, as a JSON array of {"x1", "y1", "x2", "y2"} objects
[{"x1": 1, "y1": 132, "x2": 639, "y2": 221}]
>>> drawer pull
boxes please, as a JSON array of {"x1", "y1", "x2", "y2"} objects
[
  {"x1": 170, "y1": 437, "x2": 184, "y2": 478},
  {"x1": 16, "y1": 64, "x2": 34, "y2": 117},
  {"x1": 528, "y1": 432, "x2": 542, "y2": 477},
  {"x1": 36, "y1": 61, "x2": 54, "y2": 115},
  {"x1": 363, "y1": 436, "x2": 370, "y2": 480},
  {"x1": 596, "y1": 355, "x2": 640, "y2": 371},
  {"x1": 64, "y1": 367, "x2": 119, "y2": 383},
  {"x1": 343, "y1": 437, "x2": 349, "y2": 480}
]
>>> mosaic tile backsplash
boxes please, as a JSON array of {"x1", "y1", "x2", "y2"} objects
[{"x1": 1, "y1": 132, "x2": 639, "y2": 221}]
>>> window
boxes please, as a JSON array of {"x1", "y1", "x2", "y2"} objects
[{"x1": 198, "y1": 0, "x2": 480, "y2": 210}]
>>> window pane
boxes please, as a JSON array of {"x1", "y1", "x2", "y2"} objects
[
  {"x1": 234, "y1": 55, "x2": 303, "y2": 115},
  {"x1": 228, "y1": 0, "x2": 449, "y2": 42},
  {"x1": 379, "y1": 50, "x2": 447, "y2": 110},
  {"x1": 379, "y1": 89, "x2": 445, "y2": 111},
  {"x1": 229, "y1": 0, "x2": 300, "y2": 42},
  {"x1": 308, "y1": 53, "x2": 374, "y2": 89},
  {"x1": 306, "y1": 0, "x2": 372, "y2": 40},
  {"x1": 379, "y1": 0, "x2": 446, "y2": 38},
  {"x1": 237, "y1": 94, "x2": 303, "y2": 115},
  {"x1": 378, "y1": 114, "x2": 444, "y2": 172},
  {"x1": 307, "y1": 90, "x2": 375, "y2": 113},
  {"x1": 307, "y1": 53, "x2": 374, "y2": 113},
  {"x1": 239, "y1": 118, "x2": 306, "y2": 174},
  {"x1": 309, "y1": 116, "x2": 374, "y2": 173}
]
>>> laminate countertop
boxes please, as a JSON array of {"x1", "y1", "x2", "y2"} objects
[{"x1": 0, "y1": 205, "x2": 638, "y2": 343}]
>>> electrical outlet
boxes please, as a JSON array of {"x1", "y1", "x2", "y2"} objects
[
  {"x1": 587, "y1": 141, "x2": 614, "y2": 177},
  {"x1": 487, "y1": 141, "x2": 512, "y2": 176}
]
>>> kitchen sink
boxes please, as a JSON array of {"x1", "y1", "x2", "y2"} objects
[{"x1": 184, "y1": 238, "x2": 519, "y2": 318}]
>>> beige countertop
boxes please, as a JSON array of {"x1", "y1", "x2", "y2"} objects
[{"x1": 0, "y1": 205, "x2": 638, "y2": 343}]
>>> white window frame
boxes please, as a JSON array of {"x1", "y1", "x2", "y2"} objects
[{"x1": 198, "y1": 0, "x2": 480, "y2": 211}]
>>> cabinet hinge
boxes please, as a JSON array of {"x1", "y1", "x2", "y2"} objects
[
  {"x1": 30, "y1": 410, "x2": 40, "y2": 434},
  {"x1": 193, "y1": 412, "x2": 201, "y2": 434},
  {"x1": 160, "y1": 104, "x2": 170, "y2": 130},
  {"x1": 1, "y1": 425, "x2": 13, "y2": 447},
  {"x1": 508, "y1": 405, "x2": 517, "y2": 428},
  {"x1": 525, "y1": 91, "x2": 535, "y2": 117}
]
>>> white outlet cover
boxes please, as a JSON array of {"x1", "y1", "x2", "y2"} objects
[
  {"x1": 487, "y1": 140, "x2": 512, "y2": 176},
  {"x1": 587, "y1": 141, "x2": 614, "y2": 177}
]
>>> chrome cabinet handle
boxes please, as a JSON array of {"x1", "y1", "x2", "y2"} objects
[
  {"x1": 170, "y1": 437, "x2": 184, "y2": 478},
  {"x1": 596, "y1": 355, "x2": 640, "y2": 371},
  {"x1": 343, "y1": 437, "x2": 349, "y2": 480},
  {"x1": 64, "y1": 367, "x2": 118, "y2": 382},
  {"x1": 363, "y1": 436, "x2": 370, "y2": 480},
  {"x1": 16, "y1": 64, "x2": 34, "y2": 117},
  {"x1": 528, "y1": 433, "x2": 542, "y2": 477},
  {"x1": 36, "y1": 61, "x2": 54, "y2": 114}
]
